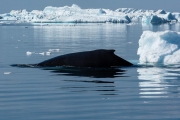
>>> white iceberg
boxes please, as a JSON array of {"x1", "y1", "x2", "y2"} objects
[
  {"x1": 142, "y1": 12, "x2": 177, "y2": 24},
  {"x1": 137, "y1": 31, "x2": 180, "y2": 65},
  {"x1": 172, "y1": 12, "x2": 180, "y2": 22},
  {"x1": 116, "y1": 8, "x2": 178, "y2": 24},
  {"x1": 0, "y1": 4, "x2": 179, "y2": 24}
]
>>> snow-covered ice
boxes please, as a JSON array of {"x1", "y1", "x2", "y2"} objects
[
  {"x1": 137, "y1": 31, "x2": 180, "y2": 65},
  {"x1": 0, "y1": 4, "x2": 179, "y2": 24}
]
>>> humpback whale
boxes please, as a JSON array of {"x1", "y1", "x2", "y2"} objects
[
  {"x1": 11, "y1": 49, "x2": 133, "y2": 68},
  {"x1": 36, "y1": 49, "x2": 133, "y2": 67}
]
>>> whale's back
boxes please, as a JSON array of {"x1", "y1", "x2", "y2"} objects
[{"x1": 37, "y1": 49, "x2": 133, "y2": 67}]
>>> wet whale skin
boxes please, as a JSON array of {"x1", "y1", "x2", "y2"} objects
[{"x1": 37, "y1": 49, "x2": 133, "y2": 68}]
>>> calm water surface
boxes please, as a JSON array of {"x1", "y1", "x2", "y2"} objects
[{"x1": 0, "y1": 23, "x2": 180, "y2": 120}]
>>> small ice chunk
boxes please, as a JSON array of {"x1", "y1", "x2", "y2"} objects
[
  {"x1": 39, "y1": 52, "x2": 45, "y2": 55},
  {"x1": 49, "y1": 49, "x2": 60, "y2": 52},
  {"x1": 26, "y1": 51, "x2": 33, "y2": 55},
  {"x1": 4, "y1": 72, "x2": 11, "y2": 75},
  {"x1": 46, "y1": 52, "x2": 51, "y2": 55}
]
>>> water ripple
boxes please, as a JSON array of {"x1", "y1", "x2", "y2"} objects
[{"x1": 138, "y1": 67, "x2": 180, "y2": 98}]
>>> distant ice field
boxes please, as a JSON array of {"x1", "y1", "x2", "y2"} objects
[{"x1": 0, "y1": 4, "x2": 180, "y2": 25}]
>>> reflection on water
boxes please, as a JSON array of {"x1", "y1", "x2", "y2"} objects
[
  {"x1": 142, "y1": 22, "x2": 180, "y2": 32},
  {"x1": 62, "y1": 79, "x2": 117, "y2": 95},
  {"x1": 42, "y1": 67, "x2": 128, "y2": 96},
  {"x1": 32, "y1": 24, "x2": 134, "y2": 59},
  {"x1": 43, "y1": 67, "x2": 127, "y2": 78},
  {"x1": 64, "y1": 79, "x2": 114, "y2": 83},
  {"x1": 137, "y1": 67, "x2": 180, "y2": 98}
]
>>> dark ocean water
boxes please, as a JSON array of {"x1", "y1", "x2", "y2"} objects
[{"x1": 0, "y1": 23, "x2": 180, "y2": 120}]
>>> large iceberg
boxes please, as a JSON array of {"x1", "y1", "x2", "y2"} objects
[
  {"x1": 0, "y1": 4, "x2": 179, "y2": 24},
  {"x1": 137, "y1": 31, "x2": 180, "y2": 65},
  {"x1": 0, "y1": 4, "x2": 131, "y2": 24},
  {"x1": 142, "y1": 12, "x2": 177, "y2": 24}
]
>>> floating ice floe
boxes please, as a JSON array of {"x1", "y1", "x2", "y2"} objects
[
  {"x1": 46, "y1": 52, "x2": 51, "y2": 55},
  {"x1": 48, "y1": 49, "x2": 60, "y2": 52},
  {"x1": 137, "y1": 30, "x2": 180, "y2": 65},
  {"x1": 39, "y1": 52, "x2": 51, "y2": 55},
  {"x1": 39, "y1": 52, "x2": 45, "y2": 55},
  {"x1": 4, "y1": 72, "x2": 11, "y2": 75},
  {"x1": 26, "y1": 51, "x2": 51, "y2": 56},
  {"x1": 0, "y1": 4, "x2": 179, "y2": 24},
  {"x1": 26, "y1": 51, "x2": 34, "y2": 55}
]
